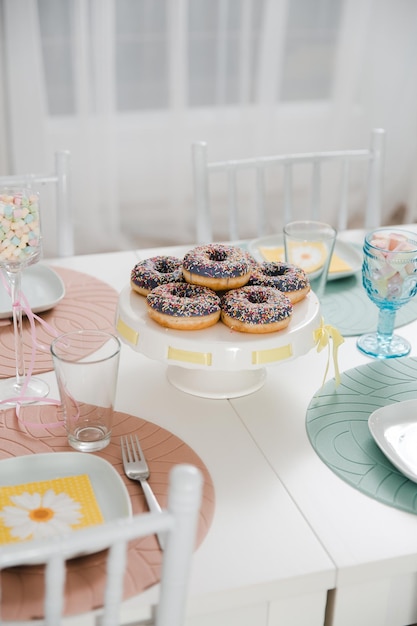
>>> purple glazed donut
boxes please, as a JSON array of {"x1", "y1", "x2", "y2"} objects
[
  {"x1": 220, "y1": 285, "x2": 293, "y2": 334},
  {"x1": 146, "y1": 282, "x2": 221, "y2": 330},
  {"x1": 131, "y1": 256, "x2": 184, "y2": 295},
  {"x1": 182, "y1": 244, "x2": 251, "y2": 291},
  {"x1": 248, "y1": 261, "x2": 310, "y2": 303}
]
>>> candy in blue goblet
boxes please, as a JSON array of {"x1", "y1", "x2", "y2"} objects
[{"x1": 357, "y1": 228, "x2": 417, "y2": 359}]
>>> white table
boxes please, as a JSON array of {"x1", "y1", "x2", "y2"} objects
[
  {"x1": 48, "y1": 228, "x2": 417, "y2": 626},
  {"x1": 47, "y1": 249, "x2": 334, "y2": 626},
  {"x1": 233, "y1": 228, "x2": 417, "y2": 626}
]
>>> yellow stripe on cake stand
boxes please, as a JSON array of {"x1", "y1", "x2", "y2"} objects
[
  {"x1": 168, "y1": 346, "x2": 212, "y2": 366},
  {"x1": 252, "y1": 344, "x2": 293, "y2": 365}
]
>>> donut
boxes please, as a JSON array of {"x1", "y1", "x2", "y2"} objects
[
  {"x1": 242, "y1": 249, "x2": 260, "y2": 270},
  {"x1": 248, "y1": 261, "x2": 310, "y2": 304},
  {"x1": 131, "y1": 256, "x2": 184, "y2": 295},
  {"x1": 220, "y1": 285, "x2": 293, "y2": 334},
  {"x1": 147, "y1": 283, "x2": 221, "y2": 330},
  {"x1": 182, "y1": 244, "x2": 251, "y2": 291}
]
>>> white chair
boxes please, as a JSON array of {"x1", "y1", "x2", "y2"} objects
[
  {"x1": 192, "y1": 128, "x2": 385, "y2": 243},
  {"x1": 0, "y1": 150, "x2": 73, "y2": 257},
  {"x1": 0, "y1": 464, "x2": 203, "y2": 626}
]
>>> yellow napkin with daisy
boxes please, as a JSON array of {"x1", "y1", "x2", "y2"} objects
[
  {"x1": 0, "y1": 474, "x2": 104, "y2": 544},
  {"x1": 259, "y1": 244, "x2": 352, "y2": 274}
]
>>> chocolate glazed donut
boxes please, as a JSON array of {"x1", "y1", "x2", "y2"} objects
[
  {"x1": 182, "y1": 244, "x2": 251, "y2": 291},
  {"x1": 131, "y1": 256, "x2": 184, "y2": 295},
  {"x1": 248, "y1": 261, "x2": 310, "y2": 304},
  {"x1": 220, "y1": 285, "x2": 293, "y2": 334},
  {"x1": 147, "y1": 282, "x2": 221, "y2": 330}
]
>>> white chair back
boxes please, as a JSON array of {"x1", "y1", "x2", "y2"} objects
[
  {"x1": 192, "y1": 129, "x2": 385, "y2": 243},
  {"x1": 0, "y1": 464, "x2": 202, "y2": 626},
  {"x1": 0, "y1": 150, "x2": 73, "y2": 257}
]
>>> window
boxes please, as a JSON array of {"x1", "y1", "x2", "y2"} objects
[
  {"x1": 38, "y1": 0, "x2": 75, "y2": 115},
  {"x1": 280, "y1": 0, "x2": 343, "y2": 101},
  {"x1": 115, "y1": 0, "x2": 169, "y2": 111},
  {"x1": 188, "y1": 0, "x2": 265, "y2": 106},
  {"x1": 38, "y1": 0, "x2": 344, "y2": 116}
]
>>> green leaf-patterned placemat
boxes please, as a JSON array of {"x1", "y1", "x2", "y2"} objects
[
  {"x1": 321, "y1": 272, "x2": 417, "y2": 337},
  {"x1": 306, "y1": 358, "x2": 417, "y2": 514}
]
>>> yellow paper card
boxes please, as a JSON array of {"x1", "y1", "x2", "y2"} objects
[
  {"x1": 0, "y1": 474, "x2": 104, "y2": 544},
  {"x1": 259, "y1": 246, "x2": 285, "y2": 262},
  {"x1": 259, "y1": 246, "x2": 352, "y2": 274},
  {"x1": 328, "y1": 254, "x2": 352, "y2": 273}
]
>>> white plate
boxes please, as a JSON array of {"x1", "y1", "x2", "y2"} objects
[
  {"x1": 247, "y1": 234, "x2": 362, "y2": 280},
  {"x1": 0, "y1": 452, "x2": 132, "y2": 553},
  {"x1": 368, "y1": 400, "x2": 417, "y2": 483},
  {"x1": 0, "y1": 264, "x2": 65, "y2": 319}
]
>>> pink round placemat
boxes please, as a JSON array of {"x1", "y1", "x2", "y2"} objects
[
  {"x1": 0, "y1": 267, "x2": 119, "y2": 379},
  {"x1": 0, "y1": 405, "x2": 215, "y2": 620}
]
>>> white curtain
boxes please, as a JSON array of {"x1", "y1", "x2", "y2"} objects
[{"x1": 1, "y1": 0, "x2": 417, "y2": 256}]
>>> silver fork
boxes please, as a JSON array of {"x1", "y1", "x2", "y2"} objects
[{"x1": 120, "y1": 434, "x2": 165, "y2": 550}]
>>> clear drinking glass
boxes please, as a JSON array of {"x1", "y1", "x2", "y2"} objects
[
  {"x1": 357, "y1": 228, "x2": 417, "y2": 359},
  {"x1": 51, "y1": 330, "x2": 121, "y2": 452},
  {"x1": 283, "y1": 220, "x2": 337, "y2": 299},
  {"x1": 0, "y1": 187, "x2": 49, "y2": 404}
]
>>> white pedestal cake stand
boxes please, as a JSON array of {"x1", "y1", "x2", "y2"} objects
[{"x1": 116, "y1": 285, "x2": 322, "y2": 399}]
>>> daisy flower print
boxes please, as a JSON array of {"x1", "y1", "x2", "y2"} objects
[
  {"x1": 0, "y1": 475, "x2": 104, "y2": 544},
  {"x1": 0, "y1": 489, "x2": 82, "y2": 540}
]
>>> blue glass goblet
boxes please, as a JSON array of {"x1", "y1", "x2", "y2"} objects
[{"x1": 357, "y1": 228, "x2": 417, "y2": 359}]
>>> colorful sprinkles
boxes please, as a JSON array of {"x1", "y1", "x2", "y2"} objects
[
  {"x1": 221, "y1": 285, "x2": 293, "y2": 325},
  {"x1": 0, "y1": 191, "x2": 41, "y2": 264},
  {"x1": 182, "y1": 244, "x2": 250, "y2": 278},
  {"x1": 248, "y1": 261, "x2": 309, "y2": 293},
  {"x1": 131, "y1": 256, "x2": 184, "y2": 292},
  {"x1": 147, "y1": 283, "x2": 221, "y2": 317},
  {"x1": 137, "y1": 245, "x2": 308, "y2": 333}
]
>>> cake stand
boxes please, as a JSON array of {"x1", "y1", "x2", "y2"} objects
[{"x1": 116, "y1": 284, "x2": 322, "y2": 399}]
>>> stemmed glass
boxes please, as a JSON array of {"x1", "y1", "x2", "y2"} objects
[
  {"x1": 357, "y1": 228, "x2": 417, "y2": 359},
  {"x1": 0, "y1": 187, "x2": 49, "y2": 403}
]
